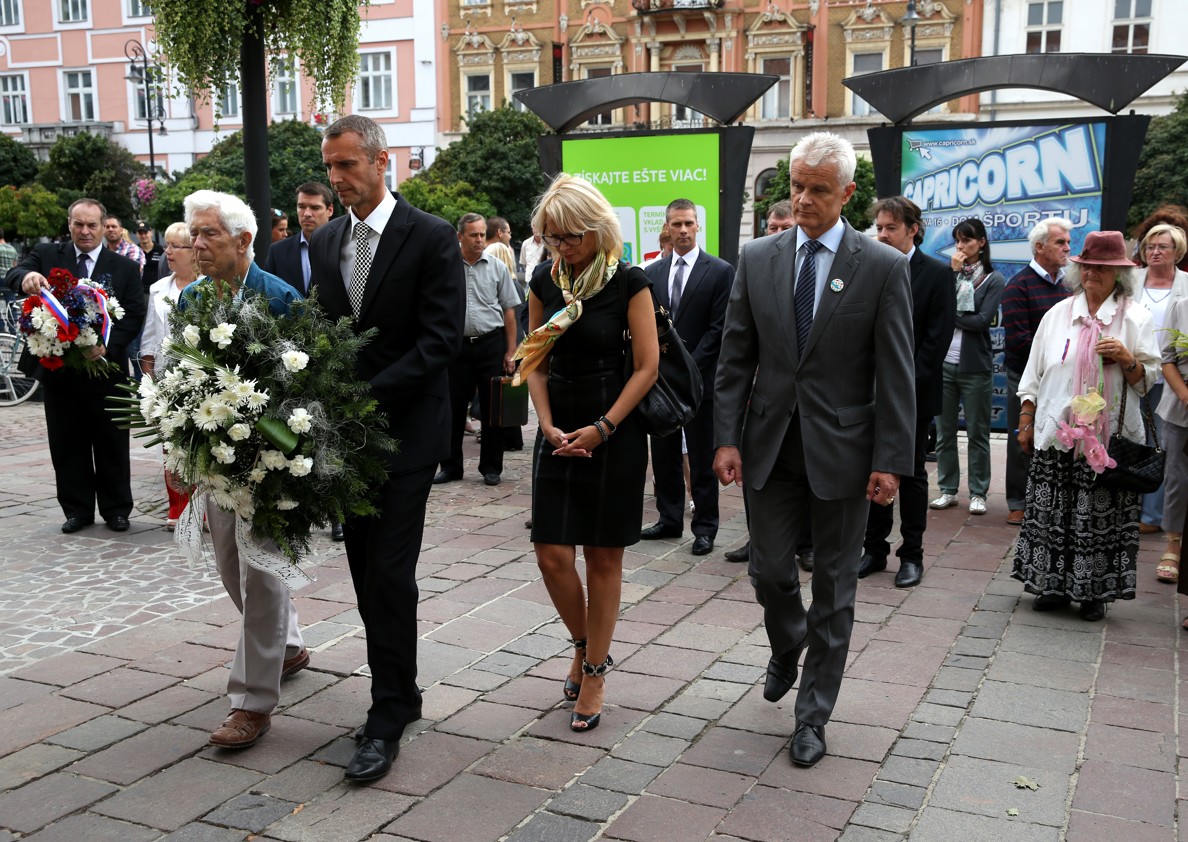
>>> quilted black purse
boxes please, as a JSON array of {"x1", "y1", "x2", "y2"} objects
[
  {"x1": 619, "y1": 271, "x2": 703, "y2": 438},
  {"x1": 1100, "y1": 384, "x2": 1164, "y2": 494}
]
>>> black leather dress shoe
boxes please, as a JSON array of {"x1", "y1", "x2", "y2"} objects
[
  {"x1": 640, "y1": 523, "x2": 682, "y2": 540},
  {"x1": 790, "y1": 721, "x2": 827, "y2": 767},
  {"x1": 330, "y1": 522, "x2": 345, "y2": 542},
  {"x1": 724, "y1": 541, "x2": 750, "y2": 563},
  {"x1": 432, "y1": 470, "x2": 461, "y2": 485},
  {"x1": 691, "y1": 536, "x2": 714, "y2": 555},
  {"x1": 1033, "y1": 593, "x2": 1071, "y2": 611},
  {"x1": 894, "y1": 560, "x2": 923, "y2": 588},
  {"x1": 105, "y1": 516, "x2": 130, "y2": 532},
  {"x1": 797, "y1": 551, "x2": 814, "y2": 573},
  {"x1": 61, "y1": 517, "x2": 94, "y2": 534},
  {"x1": 345, "y1": 738, "x2": 399, "y2": 782},
  {"x1": 763, "y1": 651, "x2": 800, "y2": 703},
  {"x1": 483, "y1": 472, "x2": 501, "y2": 486},
  {"x1": 857, "y1": 552, "x2": 886, "y2": 579}
]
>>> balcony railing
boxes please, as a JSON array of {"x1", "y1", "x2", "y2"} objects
[{"x1": 631, "y1": 0, "x2": 725, "y2": 13}]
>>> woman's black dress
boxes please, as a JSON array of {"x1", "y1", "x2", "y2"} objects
[{"x1": 529, "y1": 262, "x2": 651, "y2": 547}]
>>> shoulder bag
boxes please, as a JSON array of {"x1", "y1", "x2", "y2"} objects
[
  {"x1": 618, "y1": 268, "x2": 703, "y2": 438},
  {"x1": 1100, "y1": 383, "x2": 1164, "y2": 494}
]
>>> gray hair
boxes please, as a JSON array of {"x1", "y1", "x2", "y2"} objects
[
  {"x1": 184, "y1": 189, "x2": 258, "y2": 263},
  {"x1": 324, "y1": 114, "x2": 388, "y2": 162},
  {"x1": 1064, "y1": 262, "x2": 1136, "y2": 299},
  {"x1": 768, "y1": 199, "x2": 793, "y2": 220},
  {"x1": 457, "y1": 212, "x2": 484, "y2": 233},
  {"x1": 1027, "y1": 217, "x2": 1072, "y2": 254},
  {"x1": 790, "y1": 132, "x2": 856, "y2": 186}
]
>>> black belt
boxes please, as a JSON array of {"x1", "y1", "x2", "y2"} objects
[{"x1": 464, "y1": 329, "x2": 501, "y2": 344}]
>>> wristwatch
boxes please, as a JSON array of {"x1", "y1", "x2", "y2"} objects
[{"x1": 1124, "y1": 359, "x2": 1138, "y2": 373}]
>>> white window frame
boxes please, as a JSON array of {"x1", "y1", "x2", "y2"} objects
[
  {"x1": 463, "y1": 72, "x2": 491, "y2": 120},
  {"x1": 271, "y1": 56, "x2": 300, "y2": 117},
  {"x1": 1111, "y1": 0, "x2": 1151, "y2": 54},
  {"x1": 760, "y1": 56, "x2": 791, "y2": 120},
  {"x1": 127, "y1": 0, "x2": 151, "y2": 17},
  {"x1": 0, "y1": 0, "x2": 21, "y2": 29},
  {"x1": 1025, "y1": 0, "x2": 1063, "y2": 54},
  {"x1": 671, "y1": 63, "x2": 705, "y2": 127},
  {"x1": 507, "y1": 69, "x2": 536, "y2": 112},
  {"x1": 385, "y1": 156, "x2": 397, "y2": 192},
  {"x1": 129, "y1": 62, "x2": 167, "y2": 123},
  {"x1": 217, "y1": 80, "x2": 241, "y2": 121},
  {"x1": 0, "y1": 72, "x2": 29, "y2": 126},
  {"x1": 62, "y1": 69, "x2": 96, "y2": 122},
  {"x1": 57, "y1": 0, "x2": 89, "y2": 25},
  {"x1": 357, "y1": 50, "x2": 394, "y2": 113},
  {"x1": 848, "y1": 51, "x2": 885, "y2": 117}
]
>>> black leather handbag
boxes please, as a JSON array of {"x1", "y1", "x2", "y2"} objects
[
  {"x1": 619, "y1": 273, "x2": 703, "y2": 438},
  {"x1": 1100, "y1": 384, "x2": 1164, "y2": 494}
]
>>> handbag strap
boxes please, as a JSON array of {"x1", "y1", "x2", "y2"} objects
[{"x1": 1118, "y1": 382, "x2": 1160, "y2": 449}]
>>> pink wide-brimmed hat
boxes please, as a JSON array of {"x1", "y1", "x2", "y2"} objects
[{"x1": 1069, "y1": 230, "x2": 1134, "y2": 266}]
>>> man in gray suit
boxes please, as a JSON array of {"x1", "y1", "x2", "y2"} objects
[{"x1": 713, "y1": 132, "x2": 915, "y2": 767}]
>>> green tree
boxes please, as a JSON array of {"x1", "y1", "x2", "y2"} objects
[
  {"x1": 0, "y1": 184, "x2": 67, "y2": 241},
  {"x1": 399, "y1": 176, "x2": 497, "y2": 228},
  {"x1": 754, "y1": 156, "x2": 878, "y2": 232},
  {"x1": 1128, "y1": 92, "x2": 1188, "y2": 229},
  {"x1": 418, "y1": 105, "x2": 548, "y2": 237},
  {"x1": 37, "y1": 132, "x2": 147, "y2": 224},
  {"x1": 0, "y1": 135, "x2": 39, "y2": 188},
  {"x1": 146, "y1": 170, "x2": 239, "y2": 233}
]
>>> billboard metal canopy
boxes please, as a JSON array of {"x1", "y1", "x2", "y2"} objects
[{"x1": 844, "y1": 53, "x2": 1187, "y2": 126}]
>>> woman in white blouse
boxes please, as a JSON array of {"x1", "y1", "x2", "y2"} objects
[
  {"x1": 139, "y1": 222, "x2": 197, "y2": 529},
  {"x1": 1013, "y1": 231, "x2": 1161, "y2": 621}
]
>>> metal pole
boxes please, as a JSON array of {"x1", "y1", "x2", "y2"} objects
[
  {"x1": 143, "y1": 60, "x2": 156, "y2": 177},
  {"x1": 241, "y1": 5, "x2": 271, "y2": 267}
]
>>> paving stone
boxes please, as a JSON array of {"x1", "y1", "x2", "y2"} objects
[
  {"x1": 847, "y1": 803, "x2": 917, "y2": 834},
  {"x1": 69, "y1": 723, "x2": 210, "y2": 785},
  {"x1": 877, "y1": 755, "x2": 940, "y2": 788},
  {"x1": 611, "y1": 731, "x2": 689, "y2": 767},
  {"x1": 680, "y1": 727, "x2": 785, "y2": 777},
  {"x1": 160, "y1": 823, "x2": 250, "y2": 842},
  {"x1": 8, "y1": 651, "x2": 127, "y2": 687},
  {"x1": 435, "y1": 700, "x2": 539, "y2": 742},
  {"x1": 641, "y1": 712, "x2": 708, "y2": 740},
  {"x1": 836, "y1": 827, "x2": 905, "y2": 842},
  {"x1": 949, "y1": 717, "x2": 1080, "y2": 775},
  {"x1": 20, "y1": 813, "x2": 160, "y2": 842},
  {"x1": 951, "y1": 636, "x2": 999, "y2": 657},
  {"x1": 547, "y1": 783, "x2": 630, "y2": 821},
  {"x1": 580, "y1": 757, "x2": 664, "y2": 794},
  {"x1": 612, "y1": 673, "x2": 687, "y2": 712},
  {"x1": 868, "y1": 779, "x2": 927, "y2": 810},
  {"x1": 999, "y1": 623, "x2": 1103, "y2": 662},
  {"x1": 604, "y1": 794, "x2": 727, "y2": 841},
  {"x1": 1095, "y1": 661, "x2": 1177, "y2": 705},
  {"x1": 0, "y1": 695, "x2": 108, "y2": 756},
  {"x1": 92, "y1": 757, "x2": 263, "y2": 831},
  {"x1": 119, "y1": 685, "x2": 219, "y2": 724},
  {"x1": 0, "y1": 772, "x2": 119, "y2": 833},
  {"x1": 909, "y1": 807, "x2": 1060, "y2": 842},
  {"x1": 282, "y1": 674, "x2": 372, "y2": 727},
  {"x1": 525, "y1": 707, "x2": 649, "y2": 751},
  {"x1": 130, "y1": 642, "x2": 233, "y2": 678},
  {"x1": 386, "y1": 774, "x2": 549, "y2": 842},
  {"x1": 759, "y1": 753, "x2": 879, "y2": 803},
  {"x1": 901, "y1": 722, "x2": 957, "y2": 744},
  {"x1": 201, "y1": 715, "x2": 345, "y2": 775},
  {"x1": 203, "y1": 792, "x2": 298, "y2": 831},
  {"x1": 58, "y1": 667, "x2": 179, "y2": 708},
  {"x1": 506, "y1": 811, "x2": 600, "y2": 842},
  {"x1": 0, "y1": 743, "x2": 82, "y2": 791},
  {"x1": 617, "y1": 643, "x2": 719, "y2": 682},
  {"x1": 484, "y1": 675, "x2": 564, "y2": 711},
  {"x1": 252, "y1": 759, "x2": 346, "y2": 804},
  {"x1": 1066, "y1": 809, "x2": 1172, "y2": 842},
  {"x1": 890, "y1": 738, "x2": 948, "y2": 761},
  {"x1": 44, "y1": 714, "x2": 147, "y2": 751},
  {"x1": 0, "y1": 677, "x2": 54, "y2": 712},
  {"x1": 985, "y1": 651, "x2": 1097, "y2": 693},
  {"x1": 929, "y1": 754, "x2": 1070, "y2": 826},
  {"x1": 370, "y1": 731, "x2": 493, "y2": 798},
  {"x1": 266, "y1": 784, "x2": 416, "y2": 841},
  {"x1": 474, "y1": 737, "x2": 602, "y2": 789},
  {"x1": 502, "y1": 633, "x2": 568, "y2": 660},
  {"x1": 1072, "y1": 759, "x2": 1175, "y2": 826},
  {"x1": 702, "y1": 661, "x2": 765, "y2": 684},
  {"x1": 969, "y1": 680, "x2": 1090, "y2": 733},
  {"x1": 944, "y1": 654, "x2": 990, "y2": 670},
  {"x1": 923, "y1": 688, "x2": 973, "y2": 708},
  {"x1": 442, "y1": 668, "x2": 509, "y2": 692},
  {"x1": 646, "y1": 762, "x2": 753, "y2": 809},
  {"x1": 717, "y1": 785, "x2": 850, "y2": 840},
  {"x1": 1090, "y1": 694, "x2": 1174, "y2": 734}
]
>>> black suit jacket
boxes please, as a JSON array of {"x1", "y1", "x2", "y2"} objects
[
  {"x1": 644, "y1": 249, "x2": 733, "y2": 399},
  {"x1": 6, "y1": 242, "x2": 146, "y2": 379},
  {"x1": 263, "y1": 234, "x2": 306, "y2": 295},
  {"x1": 910, "y1": 248, "x2": 957, "y2": 418},
  {"x1": 308, "y1": 193, "x2": 465, "y2": 474}
]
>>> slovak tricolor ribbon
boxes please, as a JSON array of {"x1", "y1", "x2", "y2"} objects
[
  {"x1": 90, "y1": 284, "x2": 112, "y2": 346},
  {"x1": 38, "y1": 287, "x2": 70, "y2": 330}
]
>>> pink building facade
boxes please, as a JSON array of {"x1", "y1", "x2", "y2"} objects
[{"x1": 0, "y1": 0, "x2": 437, "y2": 190}]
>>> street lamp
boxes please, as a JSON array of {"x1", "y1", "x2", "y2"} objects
[
  {"x1": 124, "y1": 39, "x2": 166, "y2": 178},
  {"x1": 902, "y1": 0, "x2": 920, "y2": 67}
]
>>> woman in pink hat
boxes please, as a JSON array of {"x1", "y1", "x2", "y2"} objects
[{"x1": 1012, "y1": 230, "x2": 1161, "y2": 621}]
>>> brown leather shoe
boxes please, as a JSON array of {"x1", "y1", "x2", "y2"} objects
[
  {"x1": 1140, "y1": 523, "x2": 1162, "y2": 534},
  {"x1": 1006, "y1": 510, "x2": 1024, "y2": 526},
  {"x1": 281, "y1": 647, "x2": 310, "y2": 679},
  {"x1": 209, "y1": 709, "x2": 271, "y2": 748}
]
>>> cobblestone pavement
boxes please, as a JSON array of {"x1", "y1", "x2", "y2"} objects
[{"x1": 0, "y1": 399, "x2": 1181, "y2": 841}]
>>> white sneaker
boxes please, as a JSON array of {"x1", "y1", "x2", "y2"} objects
[
  {"x1": 930, "y1": 493, "x2": 959, "y2": 509},
  {"x1": 969, "y1": 496, "x2": 987, "y2": 515}
]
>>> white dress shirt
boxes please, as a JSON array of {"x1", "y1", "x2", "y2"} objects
[
  {"x1": 794, "y1": 218, "x2": 845, "y2": 317},
  {"x1": 73, "y1": 244, "x2": 104, "y2": 278},
  {"x1": 140, "y1": 273, "x2": 188, "y2": 360},
  {"x1": 339, "y1": 191, "x2": 397, "y2": 292},
  {"x1": 668, "y1": 246, "x2": 699, "y2": 305}
]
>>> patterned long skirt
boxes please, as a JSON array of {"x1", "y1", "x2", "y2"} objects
[{"x1": 1012, "y1": 447, "x2": 1139, "y2": 603}]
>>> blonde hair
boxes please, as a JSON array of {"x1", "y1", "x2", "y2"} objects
[
  {"x1": 531, "y1": 174, "x2": 623, "y2": 260},
  {"x1": 164, "y1": 221, "x2": 191, "y2": 247},
  {"x1": 1141, "y1": 222, "x2": 1187, "y2": 263}
]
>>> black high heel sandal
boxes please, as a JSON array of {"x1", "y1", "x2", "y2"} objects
[
  {"x1": 570, "y1": 654, "x2": 613, "y2": 732},
  {"x1": 563, "y1": 638, "x2": 586, "y2": 702}
]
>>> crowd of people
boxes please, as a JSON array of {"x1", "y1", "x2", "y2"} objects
[{"x1": 5, "y1": 119, "x2": 1187, "y2": 782}]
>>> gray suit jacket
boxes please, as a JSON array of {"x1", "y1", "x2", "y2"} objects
[{"x1": 713, "y1": 220, "x2": 916, "y2": 499}]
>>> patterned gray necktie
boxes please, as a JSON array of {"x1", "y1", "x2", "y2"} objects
[
  {"x1": 670, "y1": 256, "x2": 686, "y2": 316},
  {"x1": 349, "y1": 221, "x2": 372, "y2": 317},
  {"x1": 794, "y1": 239, "x2": 822, "y2": 357}
]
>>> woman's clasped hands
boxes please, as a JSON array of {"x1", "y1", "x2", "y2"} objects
[{"x1": 546, "y1": 424, "x2": 599, "y2": 457}]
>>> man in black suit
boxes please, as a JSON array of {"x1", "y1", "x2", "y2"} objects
[
  {"x1": 858, "y1": 196, "x2": 956, "y2": 587},
  {"x1": 6, "y1": 198, "x2": 145, "y2": 533},
  {"x1": 640, "y1": 198, "x2": 733, "y2": 556},
  {"x1": 264, "y1": 182, "x2": 335, "y2": 297},
  {"x1": 309, "y1": 115, "x2": 464, "y2": 783}
]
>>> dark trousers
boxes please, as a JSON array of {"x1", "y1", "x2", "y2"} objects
[
  {"x1": 344, "y1": 464, "x2": 435, "y2": 741},
  {"x1": 43, "y1": 371, "x2": 133, "y2": 521},
  {"x1": 741, "y1": 486, "x2": 812, "y2": 555},
  {"x1": 749, "y1": 415, "x2": 865, "y2": 727},
  {"x1": 443, "y1": 331, "x2": 504, "y2": 477},
  {"x1": 1005, "y1": 367, "x2": 1029, "y2": 512},
  {"x1": 650, "y1": 398, "x2": 719, "y2": 539},
  {"x1": 864, "y1": 414, "x2": 929, "y2": 563}
]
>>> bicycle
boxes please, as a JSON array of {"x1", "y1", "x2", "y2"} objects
[{"x1": 0, "y1": 296, "x2": 39, "y2": 407}]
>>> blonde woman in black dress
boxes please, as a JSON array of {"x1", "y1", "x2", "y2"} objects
[{"x1": 514, "y1": 174, "x2": 659, "y2": 732}]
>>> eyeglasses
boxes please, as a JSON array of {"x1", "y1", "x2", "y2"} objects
[
  {"x1": 542, "y1": 232, "x2": 586, "y2": 248},
  {"x1": 164, "y1": 243, "x2": 192, "y2": 251},
  {"x1": 1145, "y1": 243, "x2": 1174, "y2": 252}
]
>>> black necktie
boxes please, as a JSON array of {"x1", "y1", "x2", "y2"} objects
[
  {"x1": 76, "y1": 252, "x2": 89, "y2": 279},
  {"x1": 671, "y1": 256, "x2": 686, "y2": 316},
  {"x1": 794, "y1": 240, "x2": 822, "y2": 357}
]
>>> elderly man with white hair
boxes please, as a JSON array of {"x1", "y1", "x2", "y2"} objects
[{"x1": 180, "y1": 189, "x2": 309, "y2": 750}]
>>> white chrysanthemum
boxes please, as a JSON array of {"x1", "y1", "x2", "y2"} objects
[
  {"x1": 216, "y1": 366, "x2": 241, "y2": 389},
  {"x1": 37, "y1": 317, "x2": 57, "y2": 338},
  {"x1": 105, "y1": 295, "x2": 124, "y2": 320},
  {"x1": 187, "y1": 367, "x2": 209, "y2": 386},
  {"x1": 75, "y1": 327, "x2": 98, "y2": 348},
  {"x1": 227, "y1": 423, "x2": 252, "y2": 442},
  {"x1": 211, "y1": 442, "x2": 236, "y2": 465},
  {"x1": 209, "y1": 323, "x2": 236, "y2": 349},
  {"x1": 248, "y1": 468, "x2": 267, "y2": 483},
  {"x1": 286, "y1": 408, "x2": 312, "y2": 434},
  {"x1": 231, "y1": 381, "x2": 254, "y2": 403},
  {"x1": 281, "y1": 350, "x2": 309, "y2": 372},
  {"x1": 164, "y1": 446, "x2": 188, "y2": 474},
  {"x1": 183, "y1": 324, "x2": 200, "y2": 346},
  {"x1": 288, "y1": 456, "x2": 313, "y2": 477},
  {"x1": 275, "y1": 499, "x2": 299, "y2": 510},
  {"x1": 260, "y1": 449, "x2": 288, "y2": 471},
  {"x1": 246, "y1": 390, "x2": 269, "y2": 410},
  {"x1": 193, "y1": 397, "x2": 235, "y2": 431}
]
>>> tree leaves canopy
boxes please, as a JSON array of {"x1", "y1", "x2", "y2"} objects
[
  {"x1": 754, "y1": 156, "x2": 878, "y2": 232},
  {"x1": 0, "y1": 135, "x2": 39, "y2": 188},
  {"x1": 398, "y1": 177, "x2": 496, "y2": 229},
  {"x1": 1128, "y1": 92, "x2": 1188, "y2": 229},
  {"x1": 0, "y1": 184, "x2": 67, "y2": 241},
  {"x1": 36, "y1": 132, "x2": 147, "y2": 224}
]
